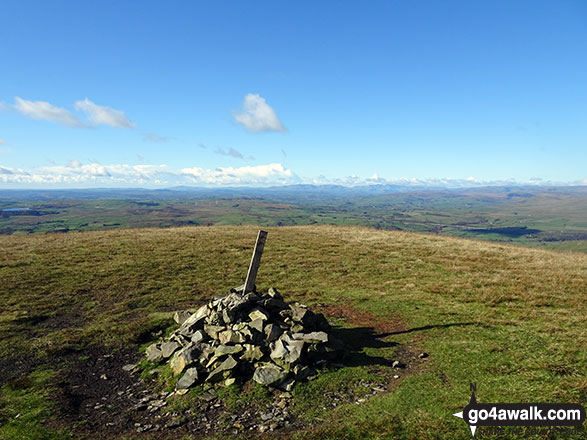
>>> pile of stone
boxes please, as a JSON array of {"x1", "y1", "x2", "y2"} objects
[{"x1": 145, "y1": 286, "x2": 343, "y2": 392}]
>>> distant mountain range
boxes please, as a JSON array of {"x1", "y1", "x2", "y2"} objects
[{"x1": 0, "y1": 183, "x2": 585, "y2": 202}]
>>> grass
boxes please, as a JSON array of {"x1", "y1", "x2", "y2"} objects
[
  {"x1": 0, "y1": 369, "x2": 70, "y2": 440},
  {"x1": 0, "y1": 225, "x2": 586, "y2": 439}
]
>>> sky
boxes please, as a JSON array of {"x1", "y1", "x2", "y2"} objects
[{"x1": 0, "y1": 0, "x2": 586, "y2": 188}]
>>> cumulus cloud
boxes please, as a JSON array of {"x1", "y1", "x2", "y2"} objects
[
  {"x1": 234, "y1": 94, "x2": 285, "y2": 132},
  {"x1": 181, "y1": 163, "x2": 295, "y2": 185},
  {"x1": 144, "y1": 133, "x2": 172, "y2": 143},
  {"x1": 13, "y1": 97, "x2": 84, "y2": 127},
  {"x1": 74, "y1": 98, "x2": 134, "y2": 128}
]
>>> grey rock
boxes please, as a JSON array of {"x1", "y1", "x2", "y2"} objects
[
  {"x1": 292, "y1": 331, "x2": 328, "y2": 343},
  {"x1": 214, "y1": 344, "x2": 243, "y2": 357},
  {"x1": 173, "y1": 310, "x2": 192, "y2": 326},
  {"x1": 290, "y1": 305, "x2": 309, "y2": 323},
  {"x1": 249, "y1": 318, "x2": 264, "y2": 333},
  {"x1": 181, "y1": 304, "x2": 209, "y2": 329},
  {"x1": 204, "y1": 324, "x2": 225, "y2": 339},
  {"x1": 176, "y1": 367, "x2": 199, "y2": 389},
  {"x1": 170, "y1": 345, "x2": 200, "y2": 375},
  {"x1": 146, "y1": 343, "x2": 163, "y2": 362},
  {"x1": 253, "y1": 364, "x2": 287, "y2": 386},
  {"x1": 160, "y1": 341, "x2": 180, "y2": 358},
  {"x1": 191, "y1": 329, "x2": 207, "y2": 344},
  {"x1": 218, "y1": 329, "x2": 246, "y2": 344},
  {"x1": 267, "y1": 287, "x2": 283, "y2": 299},
  {"x1": 249, "y1": 307, "x2": 270, "y2": 322},
  {"x1": 206, "y1": 355, "x2": 238, "y2": 382},
  {"x1": 260, "y1": 412, "x2": 274, "y2": 421}
]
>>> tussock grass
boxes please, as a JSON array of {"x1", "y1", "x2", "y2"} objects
[{"x1": 0, "y1": 225, "x2": 586, "y2": 439}]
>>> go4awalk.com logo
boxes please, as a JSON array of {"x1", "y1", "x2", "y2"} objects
[{"x1": 453, "y1": 383, "x2": 586, "y2": 437}]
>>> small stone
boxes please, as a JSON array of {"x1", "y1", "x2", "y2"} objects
[
  {"x1": 225, "y1": 377, "x2": 236, "y2": 386},
  {"x1": 248, "y1": 307, "x2": 270, "y2": 322},
  {"x1": 122, "y1": 364, "x2": 136, "y2": 372},
  {"x1": 249, "y1": 318, "x2": 264, "y2": 333},
  {"x1": 290, "y1": 305, "x2": 309, "y2": 323},
  {"x1": 100, "y1": 374, "x2": 107, "y2": 380},
  {"x1": 292, "y1": 331, "x2": 328, "y2": 343},
  {"x1": 206, "y1": 355, "x2": 238, "y2": 382},
  {"x1": 267, "y1": 287, "x2": 283, "y2": 299},
  {"x1": 218, "y1": 330, "x2": 246, "y2": 344},
  {"x1": 214, "y1": 344, "x2": 243, "y2": 357},
  {"x1": 176, "y1": 367, "x2": 199, "y2": 389},
  {"x1": 204, "y1": 325, "x2": 225, "y2": 339},
  {"x1": 418, "y1": 352, "x2": 429, "y2": 359},
  {"x1": 260, "y1": 412, "x2": 274, "y2": 421},
  {"x1": 392, "y1": 360, "x2": 406, "y2": 369},
  {"x1": 191, "y1": 329, "x2": 207, "y2": 344}
]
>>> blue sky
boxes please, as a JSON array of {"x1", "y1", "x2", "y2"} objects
[{"x1": 1, "y1": 0, "x2": 586, "y2": 187}]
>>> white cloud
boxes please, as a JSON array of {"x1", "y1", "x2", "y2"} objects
[
  {"x1": 13, "y1": 97, "x2": 84, "y2": 127},
  {"x1": 0, "y1": 161, "x2": 297, "y2": 187},
  {"x1": 74, "y1": 98, "x2": 134, "y2": 128},
  {"x1": 0, "y1": 139, "x2": 8, "y2": 145},
  {"x1": 182, "y1": 163, "x2": 296, "y2": 185},
  {"x1": 234, "y1": 93, "x2": 285, "y2": 132}
]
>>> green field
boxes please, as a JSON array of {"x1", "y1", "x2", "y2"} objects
[
  {"x1": 2, "y1": 186, "x2": 587, "y2": 253},
  {"x1": 1, "y1": 225, "x2": 585, "y2": 439}
]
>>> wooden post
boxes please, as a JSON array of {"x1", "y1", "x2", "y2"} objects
[{"x1": 244, "y1": 230, "x2": 268, "y2": 293}]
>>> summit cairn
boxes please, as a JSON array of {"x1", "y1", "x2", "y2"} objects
[{"x1": 145, "y1": 231, "x2": 343, "y2": 392}]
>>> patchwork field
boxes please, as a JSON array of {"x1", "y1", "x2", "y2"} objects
[
  {"x1": 0, "y1": 225, "x2": 586, "y2": 439},
  {"x1": 2, "y1": 186, "x2": 587, "y2": 253}
]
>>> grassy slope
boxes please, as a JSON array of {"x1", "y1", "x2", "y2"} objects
[{"x1": 0, "y1": 225, "x2": 586, "y2": 439}]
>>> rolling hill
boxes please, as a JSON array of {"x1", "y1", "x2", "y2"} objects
[{"x1": 0, "y1": 225, "x2": 585, "y2": 439}]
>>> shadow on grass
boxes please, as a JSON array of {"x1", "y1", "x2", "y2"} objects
[
  {"x1": 376, "y1": 321, "x2": 481, "y2": 337},
  {"x1": 332, "y1": 322, "x2": 485, "y2": 368},
  {"x1": 331, "y1": 326, "x2": 399, "y2": 368}
]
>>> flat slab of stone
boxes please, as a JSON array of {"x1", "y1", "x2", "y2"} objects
[
  {"x1": 161, "y1": 341, "x2": 180, "y2": 358},
  {"x1": 253, "y1": 364, "x2": 287, "y2": 385},
  {"x1": 292, "y1": 331, "x2": 328, "y2": 343},
  {"x1": 176, "y1": 367, "x2": 199, "y2": 389}
]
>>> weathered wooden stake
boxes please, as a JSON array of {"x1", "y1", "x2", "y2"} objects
[{"x1": 243, "y1": 230, "x2": 268, "y2": 293}]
